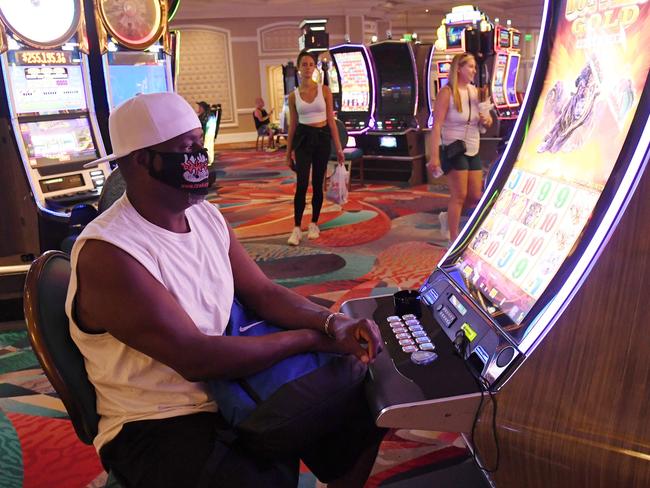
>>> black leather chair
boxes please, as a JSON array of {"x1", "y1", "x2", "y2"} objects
[
  {"x1": 60, "y1": 204, "x2": 98, "y2": 254},
  {"x1": 329, "y1": 119, "x2": 364, "y2": 185},
  {"x1": 23, "y1": 251, "x2": 123, "y2": 487},
  {"x1": 97, "y1": 167, "x2": 126, "y2": 214}
]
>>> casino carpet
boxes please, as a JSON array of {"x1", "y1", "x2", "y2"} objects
[{"x1": 0, "y1": 148, "x2": 467, "y2": 487}]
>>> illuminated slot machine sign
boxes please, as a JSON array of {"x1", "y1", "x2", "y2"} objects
[{"x1": 435, "y1": 0, "x2": 650, "y2": 366}]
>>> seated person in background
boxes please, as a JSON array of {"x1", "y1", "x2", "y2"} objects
[
  {"x1": 254, "y1": 97, "x2": 278, "y2": 150},
  {"x1": 196, "y1": 100, "x2": 216, "y2": 164},
  {"x1": 66, "y1": 92, "x2": 384, "y2": 488},
  {"x1": 196, "y1": 101, "x2": 212, "y2": 136}
]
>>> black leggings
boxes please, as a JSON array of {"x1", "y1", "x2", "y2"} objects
[{"x1": 293, "y1": 124, "x2": 332, "y2": 227}]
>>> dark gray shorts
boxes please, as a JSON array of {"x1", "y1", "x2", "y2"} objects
[{"x1": 441, "y1": 152, "x2": 482, "y2": 174}]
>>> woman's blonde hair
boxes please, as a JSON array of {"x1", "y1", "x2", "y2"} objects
[{"x1": 447, "y1": 52, "x2": 475, "y2": 113}]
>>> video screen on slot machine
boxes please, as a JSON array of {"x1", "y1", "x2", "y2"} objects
[
  {"x1": 332, "y1": 51, "x2": 370, "y2": 112},
  {"x1": 506, "y1": 55, "x2": 520, "y2": 106},
  {"x1": 107, "y1": 51, "x2": 168, "y2": 109},
  {"x1": 448, "y1": 0, "x2": 650, "y2": 337},
  {"x1": 20, "y1": 118, "x2": 98, "y2": 167},
  {"x1": 8, "y1": 50, "x2": 87, "y2": 115}
]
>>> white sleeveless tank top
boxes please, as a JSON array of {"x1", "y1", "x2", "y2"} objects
[
  {"x1": 295, "y1": 83, "x2": 327, "y2": 124},
  {"x1": 441, "y1": 84, "x2": 481, "y2": 156},
  {"x1": 65, "y1": 194, "x2": 233, "y2": 451}
]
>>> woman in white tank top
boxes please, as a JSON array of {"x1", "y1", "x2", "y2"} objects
[
  {"x1": 285, "y1": 50, "x2": 344, "y2": 246},
  {"x1": 427, "y1": 53, "x2": 493, "y2": 243}
]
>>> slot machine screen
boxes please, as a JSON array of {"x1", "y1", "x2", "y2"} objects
[
  {"x1": 329, "y1": 64, "x2": 340, "y2": 94},
  {"x1": 492, "y1": 53, "x2": 508, "y2": 106},
  {"x1": 107, "y1": 51, "x2": 169, "y2": 109},
  {"x1": 332, "y1": 51, "x2": 370, "y2": 112},
  {"x1": 511, "y1": 32, "x2": 522, "y2": 50},
  {"x1": 446, "y1": 0, "x2": 650, "y2": 341},
  {"x1": 446, "y1": 25, "x2": 465, "y2": 50},
  {"x1": 380, "y1": 83, "x2": 412, "y2": 115},
  {"x1": 499, "y1": 28, "x2": 511, "y2": 49},
  {"x1": 372, "y1": 43, "x2": 415, "y2": 116},
  {"x1": 8, "y1": 50, "x2": 87, "y2": 115},
  {"x1": 379, "y1": 136, "x2": 397, "y2": 148},
  {"x1": 506, "y1": 55, "x2": 520, "y2": 105},
  {"x1": 20, "y1": 117, "x2": 98, "y2": 167},
  {"x1": 437, "y1": 61, "x2": 451, "y2": 75}
]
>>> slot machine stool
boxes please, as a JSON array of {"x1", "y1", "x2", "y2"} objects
[{"x1": 24, "y1": 251, "x2": 126, "y2": 488}]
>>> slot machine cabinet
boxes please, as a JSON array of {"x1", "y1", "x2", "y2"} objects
[
  {"x1": 487, "y1": 25, "x2": 520, "y2": 121},
  {"x1": 0, "y1": 0, "x2": 110, "y2": 287},
  {"x1": 82, "y1": 0, "x2": 176, "y2": 152},
  {"x1": 342, "y1": 1, "x2": 650, "y2": 485},
  {"x1": 413, "y1": 42, "x2": 433, "y2": 131},
  {"x1": 356, "y1": 40, "x2": 429, "y2": 185}
]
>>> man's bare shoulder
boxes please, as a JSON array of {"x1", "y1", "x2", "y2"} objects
[{"x1": 75, "y1": 239, "x2": 156, "y2": 331}]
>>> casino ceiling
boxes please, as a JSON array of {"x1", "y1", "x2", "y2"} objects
[{"x1": 175, "y1": 0, "x2": 544, "y2": 28}]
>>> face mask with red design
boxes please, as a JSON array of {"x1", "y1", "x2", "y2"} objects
[{"x1": 147, "y1": 148, "x2": 210, "y2": 195}]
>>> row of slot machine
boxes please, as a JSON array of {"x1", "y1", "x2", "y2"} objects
[
  {"x1": 322, "y1": 8, "x2": 525, "y2": 185},
  {"x1": 0, "y1": 0, "x2": 179, "y2": 292},
  {"x1": 435, "y1": 14, "x2": 522, "y2": 121},
  {"x1": 326, "y1": 40, "x2": 433, "y2": 185},
  {"x1": 342, "y1": 0, "x2": 650, "y2": 485}
]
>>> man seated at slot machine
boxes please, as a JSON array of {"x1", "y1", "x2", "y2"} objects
[
  {"x1": 66, "y1": 92, "x2": 385, "y2": 488},
  {"x1": 427, "y1": 53, "x2": 493, "y2": 243}
]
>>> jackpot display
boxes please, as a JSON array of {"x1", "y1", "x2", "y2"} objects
[{"x1": 8, "y1": 51, "x2": 87, "y2": 115}]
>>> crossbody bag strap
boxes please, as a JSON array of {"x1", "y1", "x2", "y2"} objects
[{"x1": 464, "y1": 87, "x2": 472, "y2": 140}]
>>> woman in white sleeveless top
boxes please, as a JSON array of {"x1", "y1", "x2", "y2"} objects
[
  {"x1": 285, "y1": 50, "x2": 344, "y2": 246},
  {"x1": 427, "y1": 53, "x2": 493, "y2": 242}
]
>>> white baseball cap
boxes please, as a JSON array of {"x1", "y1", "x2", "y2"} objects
[{"x1": 84, "y1": 92, "x2": 201, "y2": 168}]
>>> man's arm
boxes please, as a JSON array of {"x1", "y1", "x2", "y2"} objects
[
  {"x1": 228, "y1": 226, "x2": 382, "y2": 362},
  {"x1": 74, "y1": 240, "x2": 327, "y2": 381}
]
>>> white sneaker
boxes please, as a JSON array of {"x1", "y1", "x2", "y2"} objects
[
  {"x1": 307, "y1": 222, "x2": 320, "y2": 239},
  {"x1": 439, "y1": 211, "x2": 450, "y2": 240},
  {"x1": 287, "y1": 227, "x2": 302, "y2": 246}
]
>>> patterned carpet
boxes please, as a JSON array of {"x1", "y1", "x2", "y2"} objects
[{"x1": 0, "y1": 147, "x2": 466, "y2": 487}]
